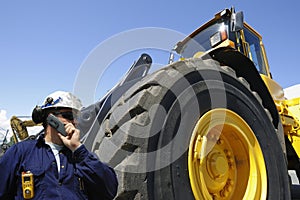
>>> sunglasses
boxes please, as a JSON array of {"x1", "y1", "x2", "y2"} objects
[{"x1": 52, "y1": 111, "x2": 78, "y2": 121}]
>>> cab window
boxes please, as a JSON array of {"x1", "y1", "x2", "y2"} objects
[{"x1": 243, "y1": 28, "x2": 267, "y2": 75}]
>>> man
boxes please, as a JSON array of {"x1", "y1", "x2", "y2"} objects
[{"x1": 0, "y1": 91, "x2": 118, "y2": 199}]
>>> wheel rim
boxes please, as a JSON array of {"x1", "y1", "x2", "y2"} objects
[{"x1": 188, "y1": 108, "x2": 267, "y2": 200}]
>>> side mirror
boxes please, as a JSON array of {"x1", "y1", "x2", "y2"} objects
[{"x1": 231, "y1": 11, "x2": 244, "y2": 32}]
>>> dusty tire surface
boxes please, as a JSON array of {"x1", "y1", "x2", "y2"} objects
[{"x1": 89, "y1": 58, "x2": 290, "y2": 199}]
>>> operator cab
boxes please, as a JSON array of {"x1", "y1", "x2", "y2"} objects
[
  {"x1": 173, "y1": 8, "x2": 284, "y2": 100},
  {"x1": 174, "y1": 8, "x2": 271, "y2": 78}
]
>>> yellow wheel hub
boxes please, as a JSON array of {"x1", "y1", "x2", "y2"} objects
[{"x1": 188, "y1": 108, "x2": 267, "y2": 200}]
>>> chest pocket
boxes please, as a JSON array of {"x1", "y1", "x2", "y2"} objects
[
  {"x1": 26, "y1": 167, "x2": 45, "y2": 187},
  {"x1": 74, "y1": 177, "x2": 88, "y2": 199}
]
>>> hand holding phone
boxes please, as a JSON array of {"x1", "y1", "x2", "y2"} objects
[{"x1": 46, "y1": 114, "x2": 67, "y2": 136}]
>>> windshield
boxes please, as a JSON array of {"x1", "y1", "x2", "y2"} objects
[{"x1": 179, "y1": 21, "x2": 229, "y2": 58}]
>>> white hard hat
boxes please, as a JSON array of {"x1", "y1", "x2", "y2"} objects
[{"x1": 41, "y1": 91, "x2": 82, "y2": 111}]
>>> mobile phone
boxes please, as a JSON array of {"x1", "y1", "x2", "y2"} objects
[{"x1": 46, "y1": 114, "x2": 67, "y2": 136}]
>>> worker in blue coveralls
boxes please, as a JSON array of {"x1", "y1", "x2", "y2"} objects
[{"x1": 0, "y1": 91, "x2": 118, "y2": 199}]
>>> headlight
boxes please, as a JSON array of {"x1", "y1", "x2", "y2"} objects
[{"x1": 210, "y1": 30, "x2": 228, "y2": 47}]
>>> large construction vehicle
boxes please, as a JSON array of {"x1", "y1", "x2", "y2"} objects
[{"x1": 4, "y1": 7, "x2": 300, "y2": 199}]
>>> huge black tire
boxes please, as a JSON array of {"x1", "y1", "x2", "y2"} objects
[{"x1": 92, "y1": 58, "x2": 290, "y2": 199}]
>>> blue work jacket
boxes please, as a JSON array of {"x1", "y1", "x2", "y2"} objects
[{"x1": 0, "y1": 135, "x2": 118, "y2": 199}]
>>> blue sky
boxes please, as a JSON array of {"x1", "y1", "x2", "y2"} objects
[{"x1": 0, "y1": 0, "x2": 300, "y2": 125}]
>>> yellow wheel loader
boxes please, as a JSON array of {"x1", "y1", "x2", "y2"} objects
[{"x1": 4, "y1": 7, "x2": 300, "y2": 199}]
